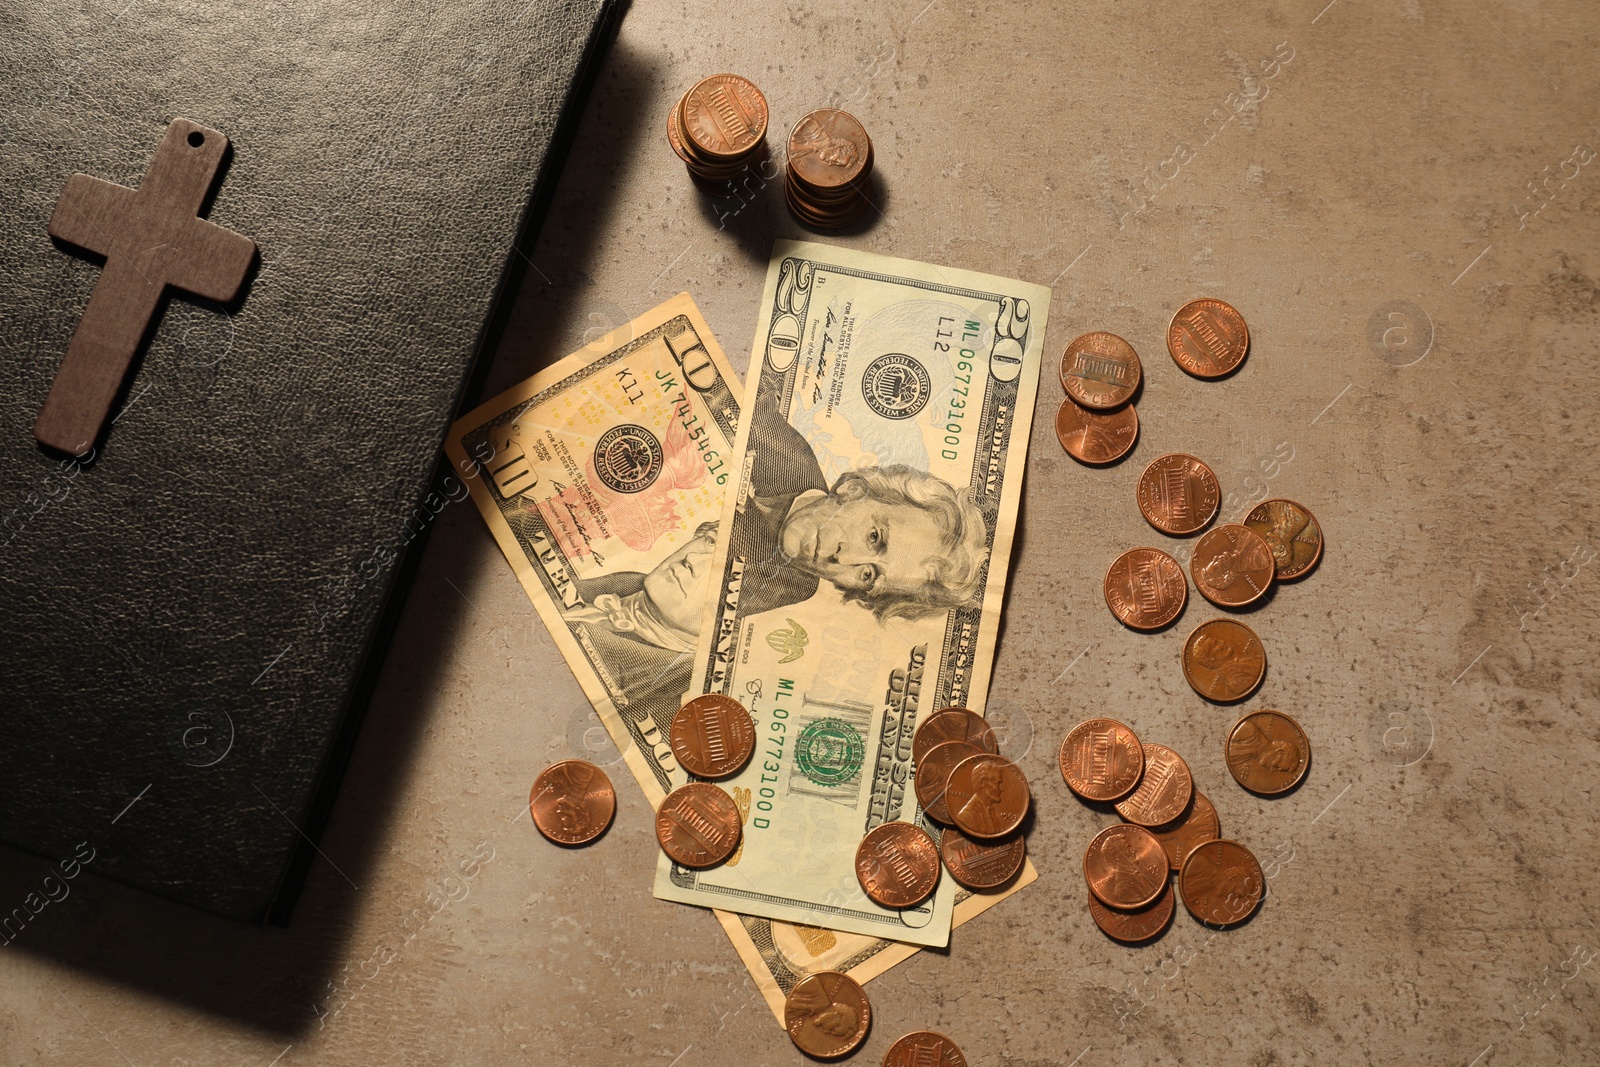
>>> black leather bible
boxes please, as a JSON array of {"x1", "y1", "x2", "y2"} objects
[{"x1": 0, "y1": 0, "x2": 619, "y2": 922}]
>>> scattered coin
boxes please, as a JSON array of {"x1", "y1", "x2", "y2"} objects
[
  {"x1": 529, "y1": 760, "x2": 616, "y2": 846},
  {"x1": 1059, "y1": 717, "x2": 1145, "y2": 802},
  {"x1": 1168, "y1": 298, "x2": 1250, "y2": 379},
  {"x1": 939, "y1": 825, "x2": 1026, "y2": 890},
  {"x1": 945, "y1": 754, "x2": 1031, "y2": 840},
  {"x1": 1179, "y1": 839, "x2": 1265, "y2": 925},
  {"x1": 1103, "y1": 547, "x2": 1188, "y2": 630},
  {"x1": 786, "y1": 108, "x2": 875, "y2": 229},
  {"x1": 1181, "y1": 619, "x2": 1267, "y2": 702},
  {"x1": 1146, "y1": 790, "x2": 1221, "y2": 871},
  {"x1": 883, "y1": 1030, "x2": 968, "y2": 1067},
  {"x1": 785, "y1": 971, "x2": 873, "y2": 1060},
  {"x1": 1225, "y1": 710, "x2": 1311, "y2": 795},
  {"x1": 855, "y1": 822, "x2": 942, "y2": 908},
  {"x1": 670, "y1": 694, "x2": 756, "y2": 779},
  {"x1": 1190, "y1": 523, "x2": 1276, "y2": 608},
  {"x1": 915, "y1": 740, "x2": 984, "y2": 824},
  {"x1": 655, "y1": 782, "x2": 743, "y2": 868},
  {"x1": 1083, "y1": 823, "x2": 1168, "y2": 910},
  {"x1": 1137, "y1": 453, "x2": 1220, "y2": 535},
  {"x1": 1244, "y1": 498, "x2": 1324, "y2": 581},
  {"x1": 1060, "y1": 331, "x2": 1142, "y2": 410},
  {"x1": 668, "y1": 74, "x2": 770, "y2": 191},
  {"x1": 1114, "y1": 743, "x2": 1194, "y2": 827},
  {"x1": 1087, "y1": 880, "x2": 1176, "y2": 943},
  {"x1": 1056, "y1": 396, "x2": 1139, "y2": 465},
  {"x1": 912, "y1": 707, "x2": 998, "y2": 765}
]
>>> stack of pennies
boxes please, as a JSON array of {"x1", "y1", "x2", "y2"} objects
[
  {"x1": 1059, "y1": 717, "x2": 1267, "y2": 938},
  {"x1": 1056, "y1": 331, "x2": 1142, "y2": 466},
  {"x1": 865, "y1": 707, "x2": 1030, "y2": 904},
  {"x1": 784, "y1": 108, "x2": 876, "y2": 228},
  {"x1": 666, "y1": 74, "x2": 770, "y2": 194}
]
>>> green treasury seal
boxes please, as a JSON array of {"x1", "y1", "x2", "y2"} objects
[{"x1": 793, "y1": 718, "x2": 866, "y2": 787}]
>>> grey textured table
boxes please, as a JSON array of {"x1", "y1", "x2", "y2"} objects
[{"x1": 5, "y1": 0, "x2": 1599, "y2": 1064}]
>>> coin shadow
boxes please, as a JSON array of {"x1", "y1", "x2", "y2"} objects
[{"x1": 691, "y1": 163, "x2": 785, "y2": 257}]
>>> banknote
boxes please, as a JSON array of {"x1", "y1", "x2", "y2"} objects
[
  {"x1": 654, "y1": 243, "x2": 1051, "y2": 945},
  {"x1": 446, "y1": 293, "x2": 1037, "y2": 1024},
  {"x1": 446, "y1": 294, "x2": 741, "y2": 806}
]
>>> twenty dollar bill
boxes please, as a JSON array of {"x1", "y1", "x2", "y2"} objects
[{"x1": 654, "y1": 243, "x2": 1050, "y2": 946}]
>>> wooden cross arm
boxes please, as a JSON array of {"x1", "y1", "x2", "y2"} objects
[
  {"x1": 47, "y1": 174, "x2": 136, "y2": 258},
  {"x1": 166, "y1": 216, "x2": 256, "y2": 303}
]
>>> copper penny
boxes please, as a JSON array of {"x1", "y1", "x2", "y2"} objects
[
  {"x1": 855, "y1": 822, "x2": 941, "y2": 908},
  {"x1": 1146, "y1": 790, "x2": 1221, "y2": 870},
  {"x1": 1059, "y1": 718, "x2": 1145, "y2": 802},
  {"x1": 1087, "y1": 880, "x2": 1176, "y2": 943},
  {"x1": 1083, "y1": 823, "x2": 1168, "y2": 910},
  {"x1": 945, "y1": 754, "x2": 1030, "y2": 840},
  {"x1": 883, "y1": 1031, "x2": 967, "y2": 1067},
  {"x1": 528, "y1": 760, "x2": 616, "y2": 846},
  {"x1": 665, "y1": 90, "x2": 693, "y2": 165},
  {"x1": 655, "y1": 782, "x2": 742, "y2": 868},
  {"x1": 915, "y1": 740, "x2": 983, "y2": 824},
  {"x1": 1190, "y1": 524, "x2": 1276, "y2": 608},
  {"x1": 787, "y1": 109, "x2": 872, "y2": 190},
  {"x1": 1244, "y1": 498, "x2": 1324, "y2": 581},
  {"x1": 785, "y1": 971, "x2": 872, "y2": 1060},
  {"x1": 1179, "y1": 839, "x2": 1265, "y2": 925},
  {"x1": 1225, "y1": 710, "x2": 1311, "y2": 795},
  {"x1": 1181, "y1": 619, "x2": 1267, "y2": 702},
  {"x1": 938, "y1": 825, "x2": 1026, "y2": 890},
  {"x1": 1114, "y1": 743, "x2": 1194, "y2": 827},
  {"x1": 1168, "y1": 298, "x2": 1250, "y2": 379},
  {"x1": 1056, "y1": 396, "x2": 1139, "y2": 465},
  {"x1": 1137, "y1": 453, "x2": 1220, "y2": 535},
  {"x1": 912, "y1": 707, "x2": 998, "y2": 766},
  {"x1": 1103, "y1": 547, "x2": 1188, "y2": 630},
  {"x1": 1060, "y1": 331, "x2": 1142, "y2": 410},
  {"x1": 680, "y1": 74, "x2": 768, "y2": 159},
  {"x1": 670, "y1": 694, "x2": 756, "y2": 779}
]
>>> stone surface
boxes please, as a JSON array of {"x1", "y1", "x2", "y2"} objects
[{"x1": 4, "y1": 0, "x2": 1599, "y2": 1064}]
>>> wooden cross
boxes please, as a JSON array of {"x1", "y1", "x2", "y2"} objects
[{"x1": 35, "y1": 117, "x2": 256, "y2": 457}]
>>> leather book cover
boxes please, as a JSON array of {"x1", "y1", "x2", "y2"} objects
[{"x1": 0, "y1": 0, "x2": 619, "y2": 922}]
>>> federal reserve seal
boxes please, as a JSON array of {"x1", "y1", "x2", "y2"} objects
[
  {"x1": 861, "y1": 353, "x2": 932, "y2": 420},
  {"x1": 794, "y1": 718, "x2": 866, "y2": 787},
  {"x1": 593, "y1": 424, "x2": 664, "y2": 494}
]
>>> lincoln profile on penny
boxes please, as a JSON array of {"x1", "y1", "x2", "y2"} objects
[{"x1": 35, "y1": 117, "x2": 256, "y2": 457}]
